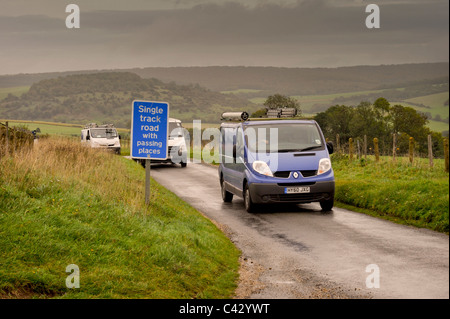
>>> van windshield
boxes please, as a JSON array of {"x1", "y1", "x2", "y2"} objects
[
  {"x1": 90, "y1": 128, "x2": 117, "y2": 139},
  {"x1": 169, "y1": 122, "x2": 183, "y2": 139},
  {"x1": 244, "y1": 123, "x2": 324, "y2": 153}
]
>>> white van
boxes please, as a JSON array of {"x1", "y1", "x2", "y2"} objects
[
  {"x1": 136, "y1": 118, "x2": 188, "y2": 167},
  {"x1": 81, "y1": 123, "x2": 121, "y2": 154}
]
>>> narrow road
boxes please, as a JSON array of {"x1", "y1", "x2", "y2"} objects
[{"x1": 150, "y1": 162, "x2": 449, "y2": 299}]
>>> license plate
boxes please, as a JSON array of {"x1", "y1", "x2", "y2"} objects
[{"x1": 284, "y1": 187, "x2": 310, "y2": 194}]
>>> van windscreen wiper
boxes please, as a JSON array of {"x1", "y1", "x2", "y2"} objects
[
  {"x1": 277, "y1": 146, "x2": 322, "y2": 153},
  {"x1": 276, "y1": 148, "x2": 304, "y2": 153},
  {"x1": 299, "y1": 145, "x2": 323, "y2": 152}
]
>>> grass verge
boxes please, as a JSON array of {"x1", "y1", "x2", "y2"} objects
[
  {"x1": 0, "y1": 137, "x2": 240, "y2": 298},
  {"x1": 332, "y1": 154, "x2": 449, "y2": 233}
]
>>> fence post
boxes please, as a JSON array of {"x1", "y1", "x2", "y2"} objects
[
  {"x1": 392, "y1": 133, "x2": 397, "y2": 162},
  {"x1": 374, "y1": 138, "x2": 379, "y2": 162},
  {"x1": 357, "y1": 139, "x2": 361, "y2": 159},
  {"x1": 5, "y1": 121, "x2": 9, "y2": 156},
  {"x1": 409, "y1": 137, "x2": 414, "y2": 164},
  {"x1": 444, "y1": 138, "x2": 449, "y2": 173},
  {"x1": 349, "y1": 138, "x2": 354, "y2": 161},
  {"x1": 364, "y1": 135, "x2": 367, "y2": 159},
  {"x1": 428, "y1": 134, "x2": 433, "y2": 168},
  {"x1": 336, "y1": 134, "x2": 340, "y2": 154},
  {"x1": 12, "y1": 127, "x2": 17, "y2": 155}
]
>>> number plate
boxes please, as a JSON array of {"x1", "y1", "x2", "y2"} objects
[{"x1": 284, "y1": 187, "x2": 310, "y2": 194}]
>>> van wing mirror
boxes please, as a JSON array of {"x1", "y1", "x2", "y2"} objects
[
  {"x1": 86, "y1": 135, "x2": 90, "y2": 140},
  {"x1": 233, "y1": 145, "x2": 237, "y2": 159},
  {"x1": 326, "y1": 141, "x2": 334, "y2": 154}
]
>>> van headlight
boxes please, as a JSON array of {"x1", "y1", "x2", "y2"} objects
[
  {"x1": 252, "y1": 161, "x2": 273, "y2": 177},
  {"x1": 318, "y1": 158, "x2": 331, "y2": 175}
]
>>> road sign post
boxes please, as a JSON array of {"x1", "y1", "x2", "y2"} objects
[{"x1": 131, "y1": 100, "x2": 169, "y2": 205}]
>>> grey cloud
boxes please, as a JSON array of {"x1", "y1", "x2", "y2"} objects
[
  {"x1": 0, "y1": 0, "x2": 448, "y2": 74},
  {"x1": 73, "y1": 0, "x2": 448, "y2": 46}
]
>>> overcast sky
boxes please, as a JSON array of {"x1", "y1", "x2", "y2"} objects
[{"x1": 0, "y1": 0, "x2": 448, "y2": 75}]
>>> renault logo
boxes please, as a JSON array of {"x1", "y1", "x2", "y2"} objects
[{"x1": 293, "y1": 172, "x2": 299, "y2": 179}]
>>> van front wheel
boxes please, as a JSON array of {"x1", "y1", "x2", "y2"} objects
[
  {"x1": 221, "y1": 178, "x2": 233, "y2": 202},
  {"x1": 320, "y1": 198, "x2": 334, "y2": 211},
  {"x1": 244, "y1": 184, "x2": 257, "y2": 213}
]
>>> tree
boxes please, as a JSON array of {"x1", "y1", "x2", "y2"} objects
[
  {"x1": 251, "y1": 108, "x2": 268, "y2": 118},
  {"x1": 264, "y1": 94, "x2": 301, "y2": 115},
  {"x1": 373, "y1": 97, "x2": 390, "y2": 114},
  {"x1": 390, "y1": 104, "x2": 428, "y2": 137},
  {"x1": 314, "y1": 105, "x2": 355, "y2": 143},
  {"x1": 389, "y1": 104, "x2": 431, "y2": 154},
  {"x1": 350, "y1": 101, "x2": 387, "y2": 143}
]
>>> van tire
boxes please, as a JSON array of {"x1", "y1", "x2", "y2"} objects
[
  {"x1": 244, "y1": 183, "x2": 257, "y2": 213},
  {"x1": 221, "y1": 178, "x2": 233, "y2": 202},
  {"x1": 181, "y1": 162, "x2": 187, "y2": 168},
  {"x1": 320, "y1": 197, "x2": 334, "y2": 211}
]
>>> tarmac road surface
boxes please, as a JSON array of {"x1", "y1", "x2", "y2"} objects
[{"x1": 149, "y1": 162, "x2": 449, "y2": 299}]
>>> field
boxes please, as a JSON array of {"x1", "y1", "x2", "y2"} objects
[
  {"x1": 0, "y1": 138, "x2": 240, "y2": 298},
  {"x1": 0, "y1": 86, "x2": 29, "y2": 100},
  {"x1": 332, "y1": 154, "x2": 449, "y2": 233},
  {"x1": 249, "y1": 89, "x2": 387, "y2": 110},
  {"x1": 1, "y1": 120, "x2": 130, "y2": 136}
]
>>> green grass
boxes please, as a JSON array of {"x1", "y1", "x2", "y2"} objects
[
  {"x1": 0, "y1": 86, "x2": 30, "y2": 100},
  {"x1": 1, "y1": 120, "x2": 83, "y2": 137},
  {"x1": 426, "y1": 120, "x2": 450, "y2": 133},
  {"x1": 0, "y1": 138, "x2": 240, "y2": 298},
  {"x1": 331, "y1": 154, "x2": 449, "y2": 233},
  {"x1": 405, "y1": 92, "x2": 449, "y2": 109},
  {"x1": 1, "y1": 120, "x2": 131, "y2": 137}
]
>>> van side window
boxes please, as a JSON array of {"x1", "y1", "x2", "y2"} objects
[
  {"x1": 221, "y1": 127, "x2": 236, "y2": 165},
  {"x1": 236, "y1": 127, "x2": 244, "y2": 162}
]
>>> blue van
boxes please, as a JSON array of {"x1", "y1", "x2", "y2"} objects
[{"x1": 218, "y1": 115, "x2": 335, "y2": 213}]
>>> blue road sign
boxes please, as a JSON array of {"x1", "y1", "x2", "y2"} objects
[{"x1": 131, "y1": 100, "x2": 169, "y2": 160}]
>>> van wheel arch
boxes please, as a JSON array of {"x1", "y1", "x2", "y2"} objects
[{"x1": 220, "y1": 174, "x2": 233, "y2": 202}]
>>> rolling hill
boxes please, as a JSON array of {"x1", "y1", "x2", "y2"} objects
[
  {"x1": 0, "y1": 72, "x2": 259, "y2": 127},
  {"x1": 0, "y1": 63, "x2": 448, "y2": 95}
]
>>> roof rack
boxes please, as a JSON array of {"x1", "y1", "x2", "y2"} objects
[
  {"x1": 84, "y1": 123, "x2": 116, "y2": 129},
  {"x1": 221, "y1": 112, "x2": 250, "y2": 122},
  {"x1": 266, "y1": 107, "x2": 298, "y2": 118}
]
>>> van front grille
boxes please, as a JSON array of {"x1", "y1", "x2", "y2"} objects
[
  {"x1": 273, "y1": 171, "x2": 291, "y2": 178},
  {"x1": 300, "y1": 170, "x2": 317, "y2": 177},
  {"x1": 273, "y1": 170, "x2": 317, "y2": 178}
]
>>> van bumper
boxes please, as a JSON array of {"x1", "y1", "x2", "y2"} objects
[{"x1": 249, "y1": 180, "x2": 335, "y2": 204}]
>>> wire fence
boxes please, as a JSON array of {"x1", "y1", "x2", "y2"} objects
[
  {"x1": 0, "y1": 121, "x2": 35, "y2": 157},
  {"x1": 330, "y1": 134, "x2": 449, "y2": 172}
]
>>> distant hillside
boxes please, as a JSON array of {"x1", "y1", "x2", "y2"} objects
[
  {"x1": 0, "y1": 63, "x2": 448, "y2": 96},
  {"x1": 0, "y1": 72, "x2": 258, "y2": 126},
  {"x1": 130, "y1": 63, "x2": 449, "y2": 95}
]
